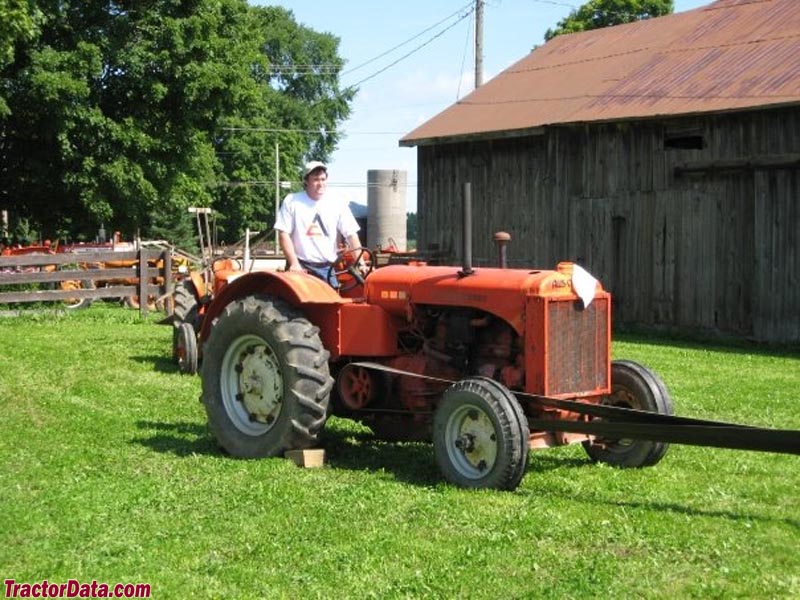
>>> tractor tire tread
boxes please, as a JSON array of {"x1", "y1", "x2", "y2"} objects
[
  {"x1": 434, "y1": 378, "x2": 530, "y2": 491},
  {"x1": 583, "y1": 359, "x2": 673, "y2": 468},
  {"x1": 201, "y1": 295, "x2": 333, "y2": 458}
]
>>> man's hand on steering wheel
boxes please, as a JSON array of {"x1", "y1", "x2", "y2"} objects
[{"x1": 328, "y1": 246, "x2": 374, "y2": 292}]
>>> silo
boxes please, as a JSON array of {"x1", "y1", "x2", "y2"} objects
[{"x1": 367, "y1": 169, "x2": 407, "y2": 251}]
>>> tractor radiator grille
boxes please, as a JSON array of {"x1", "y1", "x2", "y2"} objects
[{"x1": 546, "y1": 298, "x2": 609, "y2": 396}]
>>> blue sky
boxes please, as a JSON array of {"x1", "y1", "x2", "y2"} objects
[{"x1": 256, "y1": 0, "x2": 711, "y2": 212}]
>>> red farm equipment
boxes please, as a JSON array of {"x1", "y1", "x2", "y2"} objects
[
  {"x1": 56, "y1": 233, "x2": 192, "y2": 311},
  {"x1": 191, "y1": 189, "x2": 799, "y2": 490},
  {"x1": 0, "y1": 240, "x2": 92, "y2": 309}
]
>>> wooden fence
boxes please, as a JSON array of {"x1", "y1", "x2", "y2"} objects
[{"x1": 0, "y1": 249, "x2": 173, "y2": 317}]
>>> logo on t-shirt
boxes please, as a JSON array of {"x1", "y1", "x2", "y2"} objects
[{"x1": 306, "y1": 213, "x2": 329, "y2": 237}]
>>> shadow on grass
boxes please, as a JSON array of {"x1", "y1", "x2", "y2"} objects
[
  {"x1": 130, "y1": 354, "x2": 180, "y2": 374},
  {"x1": 320, "y1": 426, "x2": 442, "y2": 486},
  {"x1": 131, "y1": 420, "x2": 440, "y2": 486},
  {"x1": 322, "y1": 425, "x2": 597, "y2": 486},
  {"x1": 132, "y1": 420, "x2": 217, "y2": 456},
  {"x1": 129, "y1": 420, "x2": 795, "y2": 529},
  {"x1": 131, "y1": 418, "x2": 595, "y2": 488},
  {"x1": 130, "y1": 418, "x2": 442, "y2": 486},
  {"x1": 539, "y1": 489, "x2": 800, "y2": 530},
  {"x1": 526, "y1": 452, "x2": 598, "y2": 473},
  {"x1": 521, "y1": 452, "x2": 800, "y2": 529}
]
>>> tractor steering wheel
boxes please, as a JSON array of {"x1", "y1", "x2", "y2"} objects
[{"x1": 327, "y1": 247, "x2": 374, "y2": 292}]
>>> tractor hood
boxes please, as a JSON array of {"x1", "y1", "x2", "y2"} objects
[{"x1": 364, "y1": 262, "x2": 605, "y2": 334}]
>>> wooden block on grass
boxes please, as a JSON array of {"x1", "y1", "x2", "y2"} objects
[{"x1": 284, "y1": 449, "x2": 325, "y2": 468}]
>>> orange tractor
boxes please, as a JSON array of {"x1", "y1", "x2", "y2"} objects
[{"x1": 193, "y1": 194, "x2": 799, "y2": 490}]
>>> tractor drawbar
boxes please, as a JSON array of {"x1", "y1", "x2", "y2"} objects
[{"x1": 351, "y1": 361, "x2": 800, "y2": 456}]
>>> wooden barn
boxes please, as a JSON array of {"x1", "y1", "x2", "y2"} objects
[{"x1": 401, "y1": 0, "x2": 800, "y2": 343}]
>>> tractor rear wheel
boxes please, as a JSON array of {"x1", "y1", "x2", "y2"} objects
[
  {"x1": 582, "y1": 360, "x2": 674, "y2": 467},
  {"x1": 434, "y1": 377, "x2": 529, "y2": 490},
  {"x1": 200, "y1": 295, "x2": 333, "y2": 458}
]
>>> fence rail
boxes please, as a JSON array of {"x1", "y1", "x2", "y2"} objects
[{"x1": 0, "y1": 249, "x2": 173, "y2": 317}]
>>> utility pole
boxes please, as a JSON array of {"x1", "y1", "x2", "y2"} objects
[
  {"x1": 475, "y1": 0, "x2": 484, "y2": 88},
  {"x1": 274, "y1": 139, "x2": 280, "y2": 254}
]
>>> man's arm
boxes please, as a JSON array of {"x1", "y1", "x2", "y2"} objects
[
  {"x1": 278, "y1": 231, "x2": 303, "y2": 272},
  {"x1": 346, "y1": 233, "x2": 362, "y2": 251},
  {"x1": 345, "y1": 233, "x2": 368, "y2": 272}
]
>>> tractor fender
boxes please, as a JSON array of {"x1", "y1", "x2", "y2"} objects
[
  {"x1": 189, "y1": 270, "x2": 207, "y2": 299},
  {"x1": 199, "y1": 270, "x2": 346, "y2": 342}
]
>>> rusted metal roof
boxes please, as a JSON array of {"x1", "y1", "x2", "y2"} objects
[{"x1": 401, "y1": 0, "x2": 800, "y2": 146}]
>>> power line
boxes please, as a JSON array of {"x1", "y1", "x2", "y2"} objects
[
  {"x1": 456, "y1": 3, "x2": 474, "y2": 100},
  {"x1": 256, "y1": 1, "x2": 580, "y2": 87},
  {"x1": 262, "y1": 1, "x2": 476, "y2": 79},
  {"x1": 530, "y1": 0, "x2": 578, "y2": 9},
  {"x1": 259, "y1": 1, "x2": 573, "y2": 76},
  {"x1": 268, "y1": 65, "x2": 341, "y2": 74},
  {"x1": 347, "y1": 4, "x2": 476, "y2": 88},
  {"x1": 219, "y1": 127, "x2": 408, "y2": 135},
  {"x1": 211, "y1": 180, "x2": 419, "y2": 188},
  {"x1": 341, "y1": 1, "x2": 474, "y2": 77}
]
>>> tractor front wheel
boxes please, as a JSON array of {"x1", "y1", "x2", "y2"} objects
[
  {"x1": 200, "y1": 296, "x2": 333, "y2": 458},
  {"x1": 434, "y1": 377, "x2": 529, "y2": 490},
  {"x1": 582, "y1": 360, "x2": 674, "y2": 468},
  {"x1": 172, "y1": 279, "x2": 200, "y2": 364},
  {"x1": 173, "y1": 278, "x2": 199, "y2": 324},
  {"x1": 175, "y1": 321, "x2": 198, "y2": 375}
]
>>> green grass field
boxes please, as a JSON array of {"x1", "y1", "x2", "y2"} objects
[{"x1": 1, "y1": 305, "x2": 798, "y2": 599}]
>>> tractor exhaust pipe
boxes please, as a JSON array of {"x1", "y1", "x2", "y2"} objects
[{"x1": 460, "y1": 182, "x2": 474, "y2": 277}]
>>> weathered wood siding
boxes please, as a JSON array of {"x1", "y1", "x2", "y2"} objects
[{"x1": 416, "y1": 106, "x2": 800, "y2": 342}]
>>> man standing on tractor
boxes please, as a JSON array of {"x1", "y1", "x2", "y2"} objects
[{"x1": 275, "y1": 161, "x2": 364, "y2": 288}]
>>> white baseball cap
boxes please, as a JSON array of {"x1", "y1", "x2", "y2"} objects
[{"x1": 303, "y1": 161, "x2": 327, "y2": 179}]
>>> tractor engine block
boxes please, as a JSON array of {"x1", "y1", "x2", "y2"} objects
[{"x1": 383, "y1": 307, "x2": 523, "y2": 413}]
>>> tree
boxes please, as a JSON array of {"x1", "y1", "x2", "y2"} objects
[
  {"x1": 0, "y1": 1, "x2": 354, "y2": 244},
  {"x1": 406, "y1": 212, "x2": 417, "y2": 242},
  {"x1": 0, "y1": 0, "x2": 39, "y2": 115},
  {"x1": 212, "y1": 5, "x2": 354, "y2": 239},
  {"x1": 545, "y1": 0, "x2": 673, "y2": 41}
]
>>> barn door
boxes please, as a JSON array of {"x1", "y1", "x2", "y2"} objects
[{"x1": 652, "y1": 179, "x2": 754, "y2": 335}]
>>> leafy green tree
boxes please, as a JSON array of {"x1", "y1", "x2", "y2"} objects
[
  {"x1": 0, "y1": 0, "x2": 39, "y2": 115},
  {"x1": 406, "y1": 212, "x2": 417, "y2": 242},
  {"x1": 545, "y1": 0, "x2": 673, "y2": 41},
  {"x1": 0, "y1": 1, "x2": 354, "y2": 245},
  {"x1": 212, "y1": 5, "x2": 354, "y2": 240}
]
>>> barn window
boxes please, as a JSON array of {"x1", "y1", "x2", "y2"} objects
[{"x1": 664, "y1": 134, "x2": 705, "y2": 150}]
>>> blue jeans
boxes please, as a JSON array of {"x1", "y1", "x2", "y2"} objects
[{"x1": 298, "y1": 259, "x2": 339, "y2": 289}]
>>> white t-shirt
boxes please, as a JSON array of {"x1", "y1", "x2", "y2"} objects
[{"x1": 274, "y1": 190, "x2": 360, "y2": 264}]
